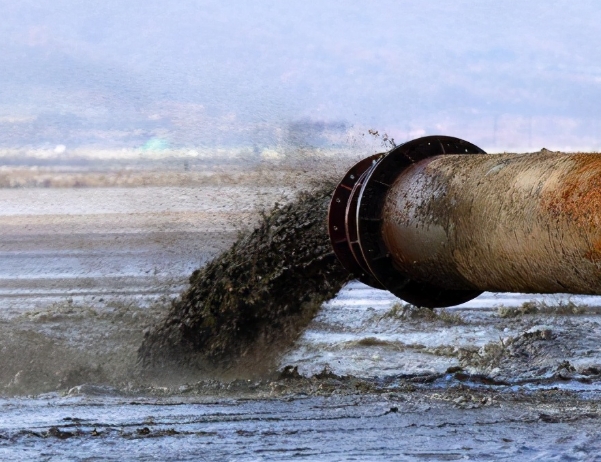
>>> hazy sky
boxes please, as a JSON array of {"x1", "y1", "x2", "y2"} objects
[{"x1": 1, "y1": 0, "x2": 601, "y2": 152}]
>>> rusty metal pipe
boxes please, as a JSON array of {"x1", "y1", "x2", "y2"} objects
[{"x1": 328, "y1": 135, "x2": 601, "y2": 308}]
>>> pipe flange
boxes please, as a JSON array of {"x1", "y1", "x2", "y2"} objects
[
  {"x1": 357, "y1": 135, "x2": 486, "y2": 307},
  {"x1": 328, "y1": 153, "x2": 385, "y2": 288}
]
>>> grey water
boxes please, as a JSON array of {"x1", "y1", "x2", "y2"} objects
[{"x1": 2, "y1": 186, "x2": 601, "y2": 460}]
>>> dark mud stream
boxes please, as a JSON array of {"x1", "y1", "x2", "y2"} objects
[{"x1": 139, "y1": 184, "x2": 350, "y2": 377}]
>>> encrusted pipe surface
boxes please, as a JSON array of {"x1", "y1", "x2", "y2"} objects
[{"x1": 382, "y1": 152, "x2": 601, "y2": 295}]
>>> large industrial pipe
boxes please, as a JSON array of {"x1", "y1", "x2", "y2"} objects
[{"x1": 328, "y1": 135, "x2": 601, "y2": 308}]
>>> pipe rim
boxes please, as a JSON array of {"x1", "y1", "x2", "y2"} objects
[
  {"x1": 359, "y1": 135, "x2": 486, "y2": 307},
  {"x1": 330, "y1": 135, "x2": 488, "y2": 308}
]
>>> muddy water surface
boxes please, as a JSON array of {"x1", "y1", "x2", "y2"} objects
[{"x1": 2, "y1": 184, "x2": 601, "y2": 460}]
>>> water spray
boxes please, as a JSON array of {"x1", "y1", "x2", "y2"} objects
[{"x1": 329, "y1": 135, "x2": 601, "y2": 307}]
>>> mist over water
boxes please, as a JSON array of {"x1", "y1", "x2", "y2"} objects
[{"x1": 2, "y1": 1, "x2": 601, "y2": 153}]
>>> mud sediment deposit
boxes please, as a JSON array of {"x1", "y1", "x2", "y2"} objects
[{"x1": 138, "y1": 184, "x2": 350, "y2": 376}]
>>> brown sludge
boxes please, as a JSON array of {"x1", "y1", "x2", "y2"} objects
[{"x1": 138, "y1": 184, "x2": 350, "y2": 377}]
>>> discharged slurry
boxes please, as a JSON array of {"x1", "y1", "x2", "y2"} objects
[{"x1": 138, "y1": 185, "x2": 350, "y2": 374}]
